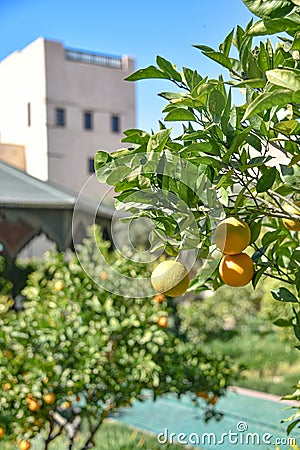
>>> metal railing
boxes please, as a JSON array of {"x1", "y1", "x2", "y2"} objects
[{"x1": 65, "y1": 48, "x2": 122, "y2": 69}]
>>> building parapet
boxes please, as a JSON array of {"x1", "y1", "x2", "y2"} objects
[{"x1": 65, "y1": 48, "x2": 123, "y2": 69}]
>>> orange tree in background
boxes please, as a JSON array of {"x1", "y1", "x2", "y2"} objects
[
  {"x1": 0, "y1": 228, "x2": 237, "y2": 449},
  {"x1": 95, "y1": 0, "x2": 300, "y2": 435}
]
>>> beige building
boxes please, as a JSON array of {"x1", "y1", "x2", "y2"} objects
[{"x1": 0, "y1": 38, "x2": 136, "y2": 199}]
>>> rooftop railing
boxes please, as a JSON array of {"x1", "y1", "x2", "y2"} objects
[{"x1": 65, "y1": 48, "x2": 123, "y2": 69}]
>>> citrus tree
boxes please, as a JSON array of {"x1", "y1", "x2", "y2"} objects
[
  {"x1": 94, "y1": 0, "x2": 300, "y2": 434},
  {"x1": 0, "y1": 227, "x2": 237, "y2": 449}
]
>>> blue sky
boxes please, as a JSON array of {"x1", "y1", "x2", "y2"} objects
[{"x1": 1, "y1": 0, "x2": 253, "y2": 132}]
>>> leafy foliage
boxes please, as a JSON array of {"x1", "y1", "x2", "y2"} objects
[
  {"x1": 94, "y1": 0, "x2": 300, "y2": 434},
  {"x1": 0, "y1": 228, "x2": 237, "y2": 448}
]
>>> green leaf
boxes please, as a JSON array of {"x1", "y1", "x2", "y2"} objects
[
  {"x1": 249, "y1": 221, "x2": 262, "y2": 244},
  {"x1": 266, "y1": 68, "x2": 300, "y2": 91},
  {"x1": 181, "y1": 142, "x2": 221, "y2": 157},
  {"x1": 242, "y1": 89, "x2": 300, "y2": 121},
  {"x1": 183, "y1": 67, "x2": 203, "y2": 91},
  {"x1": 252, "y1": 266, "x2": 267, "y2": 288},
  {"x1": 273, "y1": 318, "x2": 293, "y2": 327},
  {"x1": 125, "y1": 66, "x2": 169, "y2": 81},
  {"x1": 94, "y1": 151, "x2": 114, "y2": 182},
  {"x1": 247, "y1": 53, "x2": 263, "y2": 79},
  {"x1": 274, "y1": 119, "x2": 300, "y2": 135},
  {"x1": 256, "y1": 166, "x2": 277, "y2": 193},
  {"x1": 94, "y1": 150, "x2": 112, "y2": 170},
  {"x1": 122, "y1": 129, "x2": 150, "y2": 145},
  {"x1": 158, "y1": 92, "x2": 186, "y2": 101},
  {"x1": 262, "y1": 229, "x2": 282, "y2": 246},
  {"x1": 242, "y1": 0, "x2": 294, "y2": 19},
  {"x1": 106, "y1": 166, "x2": 132, "y2": 185},
  {"x1": 156, "y1": 56, "x2": 182, "y2": 82},
  {"x1": 198, "y1": 156, "x2": 224, "y2": 170},
  {"x1": 193, "y1": 46, "x2": 233, "y2": 70},
  {"x1": 229, "y1": 78, "x2": 266, "y2": 88},
  {"x1": 165, "y1": 242, "x2": 179, "y2": 256},
  {"x1": 219, "y1": 28, "x2": 234, "y2": 57},
  {"x1": 286, "y1": 419, "x2": 300, "y2": 436},
  {"x1": 223, "y1": 126, "x2": 253, "y2": 164},
  {"x1": 208, "y1": 90, "x2": 226, "y2": 116},
  {"x1": 271, "y1": 287, "x2": 298, "y2": 303},
  {"x1": 147, "y1": 129, "x2": 171, "y2": 153},
  {"x1": 164, "y1": 108, "x2": 197, "y2": 122},
  {"x1": 290, "y1": 154, "x2": 300, "y2": 166},
  {"x1": 221, "y1": 88, "x2": 232, "y2": 136}
]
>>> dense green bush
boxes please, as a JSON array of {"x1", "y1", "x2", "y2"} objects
[
  {"x1": 0, "y1": 227, "x2": 238, "y2": 449},
  {"x1": 178, "y1": 277, "x2": 297, "y2": 345}
]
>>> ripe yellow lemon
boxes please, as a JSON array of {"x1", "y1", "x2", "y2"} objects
[
  {"x1": 151, "y1": 260, "x2": 190, "y2": 297},
  {"x1": 214, "y1": 217, "x2": 251, "y2": 255},
  {"x1": 219, "y1": 253, "x2": 254, "y2": 287},
  {"x1": 282, "y1": 201, "x2": 300, "y2": 231}
]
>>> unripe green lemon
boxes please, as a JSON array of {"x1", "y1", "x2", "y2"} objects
[
  {"x1": 151, "y1": 260, "x2": 190, "y2": 297},
  {"x1": 214, "y1": 217, "x2": 251, "y2": 255}
]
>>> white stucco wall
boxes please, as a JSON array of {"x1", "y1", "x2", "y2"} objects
[
  {"x1": 0, "y1": 38, "x2": 48, "y2": 180},
  {"x1": 0, "y1": 38, "x2": 136, "y2": 199},
  {"x1": 44, "y1": 39, "x2": 136, "y2": 199}
]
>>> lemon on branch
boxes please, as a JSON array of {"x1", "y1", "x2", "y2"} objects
[
  {"x1": 151, "y1": 260, "x2": 190, "y2": 297},
  {"x1": 214, "y1": 217, "x2": 251, "y2": 255},
  {"x1": 219, "y1": 253, "x2": 254, "y2": 287}
]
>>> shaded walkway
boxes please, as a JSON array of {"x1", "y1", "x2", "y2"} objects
[{"x1": 113, "y1": 387, "x2": 299, "y2": 449}]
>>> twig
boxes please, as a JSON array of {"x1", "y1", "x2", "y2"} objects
[{"x1": 80, "y1": 411, "x2": 107, "y2": 450}]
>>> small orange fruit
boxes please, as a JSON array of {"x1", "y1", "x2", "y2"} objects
[
  {"x1": 43, "y1": 393, "x2": 56, "y2": 405},
  {"x1": 19, "y1": 441, "x2": 31, "y2": 450},
  {"x1": 219, "y1": 253, "x2": 254, "y2": 287},
  {"x1": 210, "y1": 395, "x2": 218, "y2": 405},
  {"x1": 214, "y1": 217, "x2": 251, "y2": 255},
  {"x1": 27, "y1": 397, "x2": 41, "y2": 412},
  {"x1": 0, "y1": 427, "x2": 5, "y2": 438},
  {"x1": 157, "y1": 316, "x2": 168, "y2": 328},
  {"x1": 61, "y1": 401, "x2": 71, "y2": 409},
  {"x1": 33, "y1": 418, "x2": 42, "y2": 427},
  {"x1": 154, "y1": 293, "x2": 165, "y2": 303},
  {"x1": 3, "y1": 349, "x2": 13, "y2": 359},
  {"x1": 54, "y1": 280, "x2": 64, "y2": 291},
  {"x1": 100, "y1": 272, "x2": 108, "y2": 281}
]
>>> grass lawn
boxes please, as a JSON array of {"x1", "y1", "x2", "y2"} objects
[
  {"x1": 0, "y1": 420, "x2": 189, "y2": 450},
  {"x1": 207, "y1": 329, "x2": 300, "y2": 396}
]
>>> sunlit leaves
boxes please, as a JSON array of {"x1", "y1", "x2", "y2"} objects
[
  {"x1": 271, "y1": 287, "x2": 299, "y2": 302},
  {"x1": 256, "y1": 167, "x2": 278, "y2": 193},
  {"x1": 266, "y1": 68, "x2": 300, "y2": 90},
  {"x1": 242, "y1": 89, "x2": 300, "y2": 120},
  {"x1": 242, "y1": 0, "x2": 294, "y2": 19}
]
